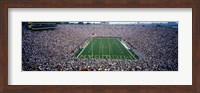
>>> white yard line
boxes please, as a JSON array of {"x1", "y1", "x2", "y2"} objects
[
  {"x1": 117, "y1": 38, "x2": 136, "y2": 59},
  {"x1": 101, "y1": 38, "x2": 103, "y2": 56},
  {"x1": 108, "y1": 38, "x2": 110, "y2": 56},
  {"x1": 99, "y1": 38, "x2": 100, "y2": 56},
  {"x1": 76, "y1": 38, "x2": 93, "y2": 58}
]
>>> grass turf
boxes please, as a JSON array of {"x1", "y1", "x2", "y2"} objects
[{"x1": 76, "y1": 37, "x2": 138, "y2": 60}]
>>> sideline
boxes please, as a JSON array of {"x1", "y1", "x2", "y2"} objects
[{"x1": 76, "y1": 38, "x2": 93, "y2": 58}]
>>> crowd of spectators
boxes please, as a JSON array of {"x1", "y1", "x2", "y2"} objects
[{"x1": 22, "y1": 24, "x2": 178, "y2": 71}]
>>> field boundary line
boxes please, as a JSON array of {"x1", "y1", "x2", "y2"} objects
[
  {"x1": 76, "y1": 38, "x2": 93, "y2": 58},
  {"x1": 117, "y1": 38, "x2": 136, "y2": 59}
]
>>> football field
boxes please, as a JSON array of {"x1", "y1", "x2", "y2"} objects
[{"x1": 76, "y1": 37, "x2": 138, "y2": 60}]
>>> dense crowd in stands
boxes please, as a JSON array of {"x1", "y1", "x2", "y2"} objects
[{"x1": 22, "y1": 24, "x2": 178, "y2": 71}]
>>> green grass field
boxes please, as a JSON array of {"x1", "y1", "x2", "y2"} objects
[{"x1": 76, "y1": 37, "x2": 138, "y2": 60}]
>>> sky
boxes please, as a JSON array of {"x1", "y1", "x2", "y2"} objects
[{"x1": 67, "y1": 21, "x2": 177, "y2": 24}]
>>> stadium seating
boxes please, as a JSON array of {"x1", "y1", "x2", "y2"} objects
[{"x1": 22, "y1": 24, "x2": 178, "y2": 71}]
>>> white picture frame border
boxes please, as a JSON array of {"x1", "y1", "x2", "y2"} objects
[{"x1": 8, "y1": 8, "x2": 192, "y2": 85}]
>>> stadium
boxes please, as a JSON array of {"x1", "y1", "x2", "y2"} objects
[{"x1": 22, "y1": 22, "x2": 178, "y2": 71}]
